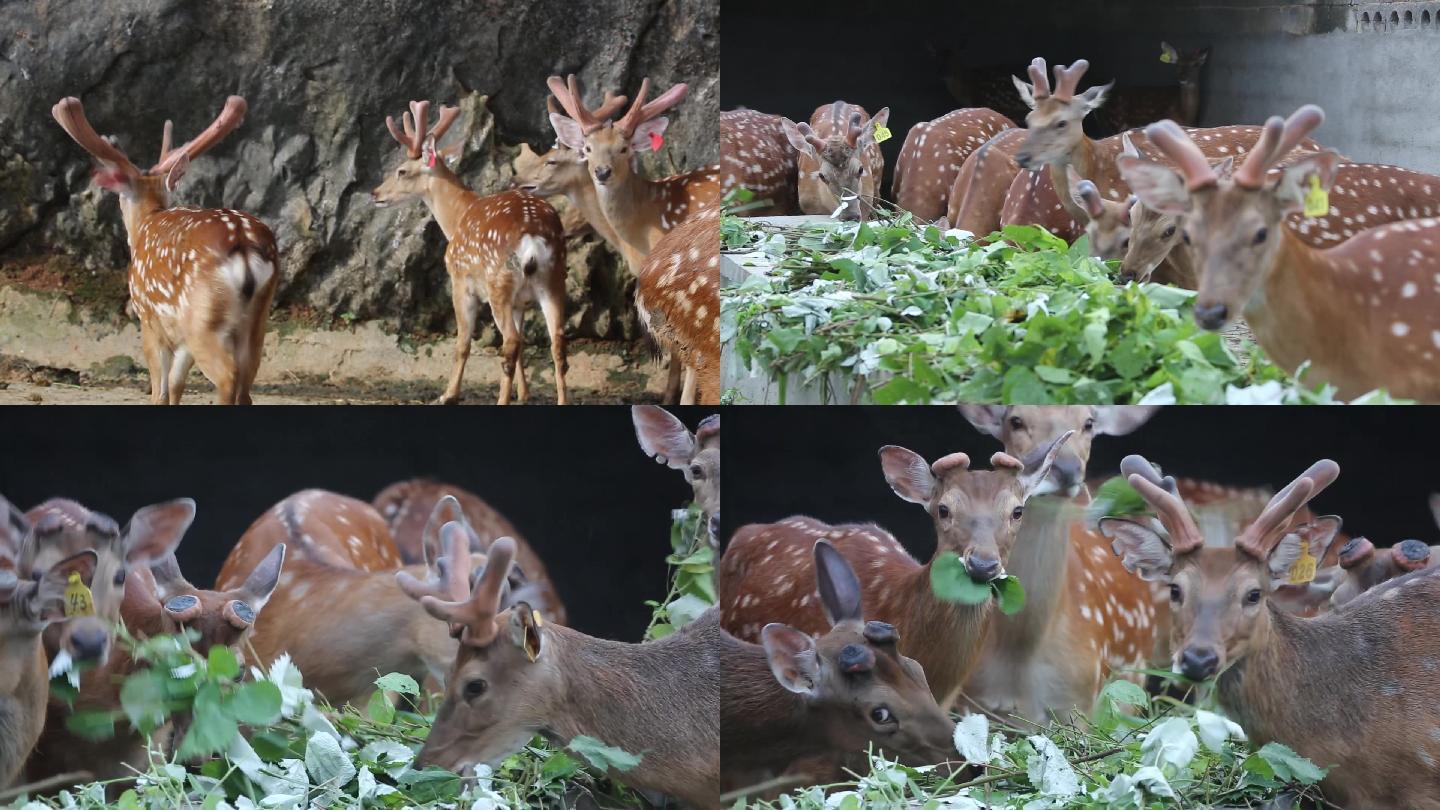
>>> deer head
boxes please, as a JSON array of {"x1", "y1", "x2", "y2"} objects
[
  {"x1": 23, "y1": 498, "x2": 194, "y2": 666},
  {"x1": 632, "y1": 406, "x2": 720, "y2": 537},
  {"x1": 1100, "y1": 455, "x2": 1340, "y2": 680},
  {"x1": 780, "y1": 102, "x2": 891, "y2": 220},
  {"x1": 547, "y1": 74, "x2": 687, "y2": 190},
  {"x1": 759, "y1": 541, "x2": 955, "y2": 764},
  {"x1": 1326, "y1": 535, "x2": 1433, "y2": 608},
  {"x1": 1117, "y1": 106, "x2": 1335, "y2": 329},
  {"x1": 51, "y1": 96, "x2": 246, "y2": 233},
  {"x1": 0, "y1": 497, "x2": 99, "y2": 636},
  {"x1": 1068, "y1": 167, "x2": 1137, "y2": 261},
  {"x1": 1161, "y1": 42, "x2": 1211, "y2": 86},
  {"x1": 371, "y1": 100, "x2": 463, "y2": 207},
  {"x1": 959, "y1": 406, "x2": 1157, "y2": 497},
  {"x1": 1012, "y1": 58, "x2": 1113, "y2": 170},
  {"x1": 512, "y1": 94, "x2": 629, "y2": 196},
  {"x1": 140, "y1": 545, "x2": 285, "y2": 655},
  {"x1": 878, "y1": 431, "x2": 1074, "y2": 582}
]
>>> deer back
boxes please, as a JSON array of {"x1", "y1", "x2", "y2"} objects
[
  {"x1": 892, "y1": 108, "x2": 1017, "y2": 223},
  {"x1": 637, "y1": 207, "x2": 720, "y2": 403},
  {"x1": 720, "y1": 109, "x2": 799, "y2": 216}
]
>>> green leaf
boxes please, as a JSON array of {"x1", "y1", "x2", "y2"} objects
[
  {"x1": 992, "y1": 575, "x2": 1027, "y2": 615},
  {"x1": 1002, "y1": 365, "x2": 1050, "y2": 404},
  {"x1": 374, "y1": 672, "x2": 420, "y2": 696},
  {"x1": 872, "y1": 375, "x2": 931, "y2": 405},
  {"x1": 178, "y1": 682, "x2": 237, "y2": 759},
  {"x1": 227, "y1": 679, "x2": 283, "y2": 726},
  {"x1": 665, "y1": 594, "x2": 711, "y2": 629},
  {"x1": 540, "y1": 750, "x2": 581, "y2": 781},
  {"x1": 398, "y1": 769, "x2": 464, "y2": 803},
  {"x1": 207, "y1": 644, "x2": 240, "y2": 680},
  {"x1": 119, "y1": 669, "x2": 170, "y2": 733},
  {"x1": 568, "y1": 734, "x2": 644, "y2": 772},
  {"x1": 1034, "y1": 365, "x2": 1075, "y2": 384},
  {"x1": 929, "y1": 552, "x2": 993, "y2": 605},
  {"x1": 1257, "y1": 741, "x2": 1328, "y2": 784},
  {"x1": 65, "y1": 709, "x2": 118, "y2": 741},
  {"x1": 767, "y1": 328, "x2": 805, "y2": 354},
  {"x1": 305, "y1": 730, "x2": 357, "y2": 787}
]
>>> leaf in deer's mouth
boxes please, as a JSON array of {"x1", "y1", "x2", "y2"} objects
[
  {"x1": 930, "y1": 553, "x2": 1027, "y2": 613},
  {"x1": 993, "y1": 575, "x2": 1027, "y2": 615}
]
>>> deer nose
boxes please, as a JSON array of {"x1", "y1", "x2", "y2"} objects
[
  {"x1": 708, "y1": 513, "x2": 720, "y2": 538},
  {"x1": 1015, "y1": 152, "x2": 1034, "y2": 170},
  {"x1": 593, "y1": 166, "x2": 613, "y2": 183},
  {"x1": 70, "y1": 625, "x2": 109, "y2": 662},
  {"x1": 1193, "y1": 302, "x2": 1229, "y2": 330},
  {"x1": 965, "y1": 553, "x2": 1002, "y2": 583},
  {"x1": 1050, "y1": 457, "x2": 1083, "y2": 492},
  {"x1": 1178, "y1": 646, "x2": 1220, "y2": 680}
]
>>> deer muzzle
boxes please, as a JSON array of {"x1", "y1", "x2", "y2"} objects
[{"x1": 1177, "y1": 645, "x2": 1221, "y2": 680}]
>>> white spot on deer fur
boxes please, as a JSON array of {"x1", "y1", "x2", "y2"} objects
[
  {"x1": 1393, "y1": 322, "x2": 1411, "y2": 337},
  {"x1": 1403, "y1": 282, "x2": 1418, "y2": 298}
]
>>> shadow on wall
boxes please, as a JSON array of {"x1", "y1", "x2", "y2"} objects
[
  {"x1": 0, "y1": 406, "x2": 717, "y2": 641},
  {"x1": 0, "y1": 0, "x2": 718, "y2": 342}
]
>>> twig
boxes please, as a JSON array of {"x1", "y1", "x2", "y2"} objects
[{"x1": 0, "y1": 771, "x2": 95, "y2": 800}]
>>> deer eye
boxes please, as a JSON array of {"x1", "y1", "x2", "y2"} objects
[
  {"x1": 1244, "y1": 588, "x2": 1262, "y2": 605},
  {"x1": 1008, "y1": 416, "x2": 1025, "y2": 430},
  {"x1": 397, "y1": 168, "x2": 408, "y2": 177},
  {"x1": 1181, "y1": 231, "x2": 1191, "y2": 245},
  {"x1": 1011, "y1": 506, "x2": 1024, "y2": 521},
  {"x1": 1162, "y1": 225, "x2": 1177, "y2": 238},
  {"x1": 937, "y1": 504, "x2": 951, "y2": 519},
  {"x1": 463, "y1": 679, "x2": 488, "y2": 700},
  {"x1": 113, "y1": 570, "x2": 127, "y2": 586},
  {"x1": 870, "y1": 706, "x2": 894, "y2": 725},
  {"x1": 817, "y1": 172, "x2": 828, "y2": 183},
  {"x1": 1169, "y1": 584, "x2": 1183, "y2": 603},
  {"x1": 689, "y1": 464, "x2": 705, "y2": 480},
  {"x1": 1055, "y1": 120, "x2": 1068, "y2": 129},
  {"x1": 545, "y1": 160, "x2": 558, "y2": 166},
  {"x1": 1120, "y1": 237, "x2": 1130, "y2": 250},
  {"x1": 1084, "y1": 417, "x2": 1096, "y2": 432},
  {"x1": 1253, "y1": 227, "x2": 1268, "y2": 245}
]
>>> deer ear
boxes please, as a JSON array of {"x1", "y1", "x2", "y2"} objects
[
  {"x1": 424, "y1": 495, "x2": 467, "y2": 566},
  {"x1": 1429, "y1": 494, "x2": 1440, "y2": 530},
  {"x1": 957, "y1": 405, "x2": 1007, "y2": 438},
  {"x1": 1012, "y1": 75, "x2": 1038, "y2": 109},
  {"x1": 780, "y1": 119, "x2": 816, "y2": 159},
  {"x1": 35, "y1": 550, "x2": 100, "y2": 623},
  {"x1": 163, "y1": 153, "x2": 190, "y2": 192},
  {"x1": 878, "y1": 446, "x2": 935, "y2": 505},
  {"x1": 629, "y1": 117, "x2": 669, "y2": 152},
  {"x1": 1267, "y1": 517, "x2": 1341, "y2": 584},
  {"x1": 632, "y1": 405, "x2": 696, "y2": 469},
  {"x1": 761, "y1": 623, "x2": 820, "y2": 696},
  {"x1": 1092, "y1": 406, "x2": 1158, "y2": 436},
  {"x1": 1118, "y1": 156, "x2": 1191, "y2": 215},
  {"x1": 507, "y1": 602, "x2": 544, "y2": 663},
  {"x1": 1276, "y1": 151, "x2": 1342, "y2": 214},
  {"x1": 0, "y1": 494, "x2": 29, "y2": 566},
  {"x1": 814, "y1": 541, "x2": 863, "y2": 626},
  {"x1": 148, "y1": 553, "x2": 188, "y2": 599},
  {"x1": 859, "y1": 108, "x2": 890, "y2": 147},
  {"x1": 123, "y1": 499, "x2": 196, "y2": 567},
  {"x1": 1019, "y1": 430, "x2": 1074, "y2": 499},
  {"x1": 1099, "y1": 517, "x2": 1174, "y2": 581},
  {"x1": 236, "y1": 543, "x2": 286, "y2": 613},
  {"x1": 92, "y1": 165, "x2": 136, "y2": 196},
  {"x1": 1160, "y1": 41, "x2": 1179, "y2": 62},
  {"x1": 548, "y1": 113, "x2": 585, "y2": 151},
  {"x1": 1079, "y1": 81, "x2": 1114, "y2": 113}
]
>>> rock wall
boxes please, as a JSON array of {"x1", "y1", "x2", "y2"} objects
[{"x1": 0, "y1": 0, "x2": 718, "y2": 342}]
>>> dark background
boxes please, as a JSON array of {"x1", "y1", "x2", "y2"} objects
[
  {"x1": 0, "y1": 406, "x2": 710, "y2": 641},
  {"x1": 721, "y1": 407, "x2": 1437, "y2": 560}
]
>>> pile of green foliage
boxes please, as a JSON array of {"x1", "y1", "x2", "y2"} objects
[{"x1": 721, "y1": 213, "x2": 1404, "y2": 405}]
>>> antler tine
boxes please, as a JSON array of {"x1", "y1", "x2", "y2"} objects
[
  {"x1": 51, "y1": 97, "x2": 139, "y2": 174},
  {"x1": 1237, "y1": 105, "x2": 1326, "y2": 188},
  {"x1": 1233, "y1": 115, "x2": 1284, "y2": 188},
  {"x1": 1052, "y1": 59, "x2": 1091, "y2": 102},
  {"x1": 409, "y1": 100, "x2": 432, "y2": 151},
  {"x1": 595, "y1": 90, "x2": 629, "y2": 120},
  {"x1": 430, "y1": 105, "x2": 461, "y2": 144},
  {"x1": 385, "y1": 114, "x2": 414, "y2": 157},
  {"x1": 546, "y1": 75, "x2": 603, "y2": 134},
  {"x1": 796, "y1": 122, "x2": 826, "y2": 153},
  {"x1": 930, "y1": 452, "x2": 970, "y2": 476},
  {"x1": 1145, "y1": 119, "x2": 1218, "y2": 190},
  {"x1": 150, "y1": 95, "x2": 247, "y2": 174},
  {"x1": 1026, "y1": 57, "x2": 1052, "y2": 99},
  {"x1": 457, "y1": 536, "x2": 518, "y2": 645},
  {"x1": 637, "y1": 81, "x2": 688, "y2": 121},
  {"x1": 396, "y1": 521, "x2": 474, "y2": 604},
  {"x1": 616, "y1": 77, "x2": 652, "y2": 136},
  {"x1": 846, "y1": 111, "x2": 864, "y2": 148},
  {"x1": 157, "y1": 120, "x2": 173, "y2": 164},
  {"x1": 1127, "y1": 473, "x2": 1205, "y2": 553},
  {"x1": 829, "y1": 100, "x2": 846, "y2": 130},
  {"x1": 1119, "y1": 454, "x2": 1179, "y2": 496},
  {"x1": 1235, "y1": 459, "x2": 1340, "y2": 556}
]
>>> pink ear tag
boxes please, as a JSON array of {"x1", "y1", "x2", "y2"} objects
[
  {"x1": 649, "y1": 131, "x2": 664, "y2": 151},
  {"x1": 427, "y1": 150, "x2": 437, "y2": 168}
]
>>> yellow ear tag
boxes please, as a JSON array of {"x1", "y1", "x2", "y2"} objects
[
  {"x1": 532, "y1": 609, "x2": 544, "y2": 628},
  {"x1": 1302, "y1": 174, "x2": 1329, "y2": 218},
  {"x1": 63, "y1": 573, "x2": 94, "y2": 618},
  {"x1": 1159, "y1": 50, "x2": 1176, "y2": 64},
  {"x1": 873, "y1": 124, "x2": 892, "y2": 144},
  {"x1": 1288, "y1": 543, "x2": 1317, "y2": 585}
]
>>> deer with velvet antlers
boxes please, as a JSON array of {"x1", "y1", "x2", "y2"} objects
[
  {"x1": 1118, "y1": 107, "x2": 1440, "y2": 400},
  {"x1": 51, "y1": 96, "x2": 278, "y2": 404},
  {"x1": 401, "y1": 534, "x2": 721, "y2": 809},
  {"x1": 372, "y1": 101, "x2": 568, "y2": 405},
  {"x1": 782, "y1": 101, "x2": 890, "y2": 221},
  {"x1": 1102, "y1": 455, "x2": 1440, "y2": 806}
]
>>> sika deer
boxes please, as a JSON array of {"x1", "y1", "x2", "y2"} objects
[
  {"x1": 957, "y1": 406, "x2": 1163, "y2": 723},
  {"x1": 1118, "y1": 107, "x2": 1440, "y2": 400},
  {"x1": 1325, "y1": 535, "x2": 1440, "y2": 609},
  {"x1": 371, "y1": 481, "x2": 563, "y2": 623},
  {"x1": 1102, "y1": 455, "x2": 1440, "y2": 807},
  {"x1": 1092, "y1": 43, "x2": 1210, "y2": 134},
  {"x1": 511, "y1": 92, "x2": 630, "y2": 244},
  {"x1": 721, "y1": 540, "x2": 954, "y2": 792},
  {"x1": 51, "y1": 97, "x2": 278, "y2": 404},
  {"x1": 0, "y1": 498, "x2": 97, "y2": 789},
  {"x1": 722, "y1": 433, "x2": 1072, "y2": 704},
  {"x1": 720, "y1": 109, "x2": 800, "y2": 216},
  {"x1": 636, "y1": 205, "x2": 720, "y2": 404},
  {"x1": 892, "y1": 108, "x2": 1016, "y2": 223},
  {"x1": 633, "y1": 406, "x2": 720, "y2": 538},
  {"x1": 404, "y1": 534, "x2": 721, "y2": 809},
  {"x1": 782, "y1": 101, "x2": 890, "y2": 220},
  {"x1": 373, "y1": 101, "x2": 568, "y2": 405}
]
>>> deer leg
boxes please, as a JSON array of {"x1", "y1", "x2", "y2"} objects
[
  {"x1": 166, "y1": 347, "x2": 195, "y2": 405},
  {"x1": 140, "y1": 324, "x2": 172, "y2": 405},
  {"x1": 680, "y1": 365, "x2": 698, "y2": 405},
  {"x1": 510, "y1": 305, "x2": 528, "y2": 404},
  {"x1": 189, "y1": 329, "x2": 240, "y2": 405},
  {"x1": 662, "y1": 350, "x2": 684, "y2": 404},
  {"x1": 538, "y1": 287, "x2": 568, "y2": 405},
  {"x1": 491, "y1": 297, "x2": 520, "y2": 406},
  {"x1": 235, "y1": 285, "x2": 274, "y2": 406},
  {"x1": 441, "y1": 285, "x2": 478, "y2": 405}
]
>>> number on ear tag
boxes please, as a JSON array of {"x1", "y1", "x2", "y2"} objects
[
  {"x1": 649, "y1": 131, "x2": 665, "y2": 151},
  {"x1": 873, "y1": 124, "x2": 892, "y2": 144},
  {"x1": 1288, "y1": 544, "x2": 1317, "y2": 585},
  {"x1": 1302, "y1": 174, "x2": 1329, "y2": 218},
  {"x1": 63, "y1": 573, "x2": 94, "y2": 618}
]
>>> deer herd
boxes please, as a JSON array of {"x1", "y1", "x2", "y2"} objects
[
  {"x1": 51, "y1": 72, "x2": 720, "y2": 406},
  {"x1": 723, "y1": 43, "x2": 1440, "y2": 402}
]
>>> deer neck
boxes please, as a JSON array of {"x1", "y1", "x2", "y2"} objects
[
  {"x1": 1216, "y1": 604, "x2": 1328, "y2": 748},
  {"x1": 423, "y1": 172, "x2": 479, "y2": 242},
  {"x1": 1245, "y1": 233, "x2": 1349, "y2": 386},
  {"x1": 593, "y1": 164, "x2": 663, "y2": 266},
  {"x1": 987, "y1": 496, "x2": 1078, "y2": 657},
  {"x1": 904, "y1": 563, "x2": 993, "y2": 700},
  {"x1": 1177, "y1": 78, "x2": 1202, "y2": 126},
  {"x1": 122, "y1": 193, "x2": 168, "y2": 249},
  {"x1": 0, "y1": 632, "x2": 47, "y2": 784},
  {"x1": 718, "y1": 631, "x2": 826, "y2": 770},
  {"x1": 1050, "y1": 138, "x2": 1102, "y2": 226},
  {"x1": 563, "y1": 179, "x2": 627, "y2": 265}
]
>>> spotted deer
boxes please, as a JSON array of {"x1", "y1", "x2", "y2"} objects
[
  {"x1": 25, "y1": 546, "x2": 285, "y2": 785},
  {"x1": 722, "y1": 432, "x2": 1072, "y2": 705},
  {"x1": 780, "y1": 102, "x2": 889, "y2": 220},
  {"x1": 893, "y1": 108, "x2": 1017, "y2": 224},
  {"x1": 1102, "y1": 455, "x2": 1440, "y2": 808},
  {"x1": 370, "y1": 480, "x2": 563, "y2": 623},
  {"x1": 637, "y1": 205, "x2": 720, "y2": 403},
  {"x1": 1316, "y1": 499, "x2": 1440, "y2": 610},
  {"x1": 720, "y1": 109, "x2": 799, "y2": 216},
  {"x1": 51, "y1": 96, "x2": 278, "y2": 404},
  {"x1": 372, "y1": 101, "x2": 568, "y2": 405},
  {"x1": 403, "y1": 535, "x2": 721, "y2": 809},
  {"x1": 633, "y1": 406, "x2": 720, "y2": 538},
  {"x1": 1092, "y1": 42, "x2": 1210, "y2": 135},
  {"x1": 947, "y1": 128, "x2": 1028, "y2": 233},
  {"x1": 217, "y1": 492, "x2": 540, "y2": 707},
  {"x1": 1119, "y1": 107, "x2": 1440, "y2": 400},
  {"x1": 956, "y1": 406, "x2": 1163, "y2": 723},
  {"x1": 0, "y1": 498, "x2": 97, "y2": 789},
  {"x1": 721, "y1": 540, "x2": 954, "y2": 793}
]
